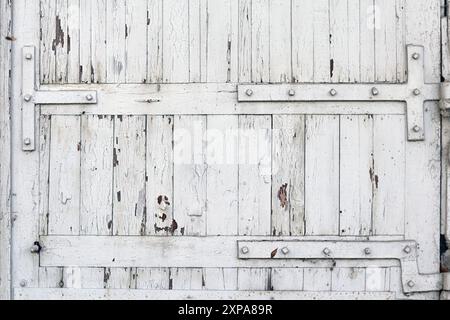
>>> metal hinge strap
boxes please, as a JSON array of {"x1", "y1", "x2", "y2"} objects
[{"x1": 22, "y1": 46, "x2": 97, "y2": 151}]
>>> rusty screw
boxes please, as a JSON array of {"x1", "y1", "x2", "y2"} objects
[
  {"x1": 288, "y1": 89, "x2": 296, "y2": 97},
  {"x1": 25, "y1": 53, "x2": 33, "y2": 60},
  {"x1": 241, "y1": 246, "x2": 249, "y2": 254},
  {"x1": 281, "y1": 247, "x2": 290, "y2": 255},
  {"x1": 323, "y1": 248, "x2": 331, "y2": 256},
  {"x1": 329, "y1": 89, "x2": 337, "y2": 96},
  {"x1": 371, "y1": 87, "x2": 379, "y2": 96},
  {"x1": 86, "y1": 94, "x2": 94, "y2": 101},
  {"x1": 403, "y1": 246, "x2": 412, "y2": 254},
  {"x1": 412, "y1": 52, "x2": 420, "y2": 60},
  {"x1": 245, "y1": 89, "x2": 254, "y2": 97},
  {"x1": 364, "y1": 248, "x2": 372, "y2": 255}
]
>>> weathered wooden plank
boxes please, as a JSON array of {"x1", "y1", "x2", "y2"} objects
[
  {"x1": 366, "y1": 267, "x2": 390, "y2": 292},
  {"x1": 313, "y1": 0, "x2": 331, "y2": 82},
  {"x1": 91, "y1": 0, "x2": 107, "y2": 83},
  {"x1": 372, "y1": 115, "x2": 405, "y2": 235},
  {"x1": 0, "y1": 0, "x2": 12, "y2": 299},
  {"x1": 238, "y1": 115, "x2": 272, "y2": 236},
  {"x1": 251, "y1": 0, "x2": 270, "y2": 83},
  {"x1": 38, "y1": 267, "x2": 63, "y2": 288},
  {"x1": 169, "y1": 268, "x2": 203, "y2": 290},
  {"x1": 359, "y1": 0, "x2": 375, "y2": 82},
  {"x1": 104, "y1": 268, "x2": 135, "y2": 289},
  {"x1": 339, "y1": 115, "x2": 373, "y2": 236},
  {"x1": 66, "y1": 0, "x2": 80, "y2": 83},
  {"x1": 113, "y1": 116, "x2": 147, "y2": 236},
  {"x1": 206, "y1": 115, "x2": 239, "y2": 236},
  {"x1": 203, "y1": 268, "x2": 238, "y2": 290},
  {"x1": 125, "y1": 0, "x2": 147, "y2": 83},
  {"x1": 79, "y1": 0, "x2": 92, "y2": 83},
  {"x1": 106, "y1": 0, "x2": 126, "y2": 83},
  {"x1": 303, "y1": 268, "x2": 332, "y2": 292},
  {"x1": 238, "y1": 269, "x2": 270, "y2": 291},
  {"x1": 272, "y1": 115, "x2": 305, "y2": 236},
  {"x1": 55, "y1": 0, "x2": 68, "y2": 83},
  {"x1": 305, "y1": 115, "x2": 339, "y2": 235},
  {"x1": 146, "y1": 116, "x2": 174, "y2": 235},
  {"x1": 40, "y1": 0, "x2": 57, "y2": 83},
  {"x1": 331, "y1": 267, "x2": 366, "y2": 292},
  {"x1": 38, "y1": 115, "x2": 51, "y2": 236},
  {"x1": 271, "y1": 268, "x2": 304, "y2": 291},
  {"x1": 147, "y1": 0, "x2": 163, "y2": 83},
  {"x1": 15, "y1": 288, "x2": 395, "y2": 300},
  {"x1": 347, "y1": 0, "x2": 360, "y2": 82},
  {"x1": 238, "y1": 0, "x2": 252, "y2": 82},
  {"x1": 48, "y1": 116, "x2": 81, "y2": 235},
  {"x1": 163, "y1": 0, "x2": 189, "y2": 82},
  {"x1": 329, "y1": 0, "x2": 350, "y2": 82},
  {"x1": 173, "y1": 116, "x2": 207, "y2": 236},
  {"x1": 187, "y1": 0, "x2": 202, "y2": 83},
  {"x1": 136, "y1": 268, "x2": 170, "y2": 289},
  {"x1": 269, "y1": 0, "x2": 291, "y2": 82},
  {"x1": 405, "y1": 103, "x2": 441, "y2": 274},
  {"x1": 63, "y1": 267, "x2": 104, "y2": 289},
  {"x1": 80, "y1": 115, "x2": 114, "y2": 235},
  {"x1": 292, "y1": 0, "x2": 314, "y2": 83}
]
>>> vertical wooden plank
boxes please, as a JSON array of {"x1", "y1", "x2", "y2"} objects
[
  {"x1": 38, "y1": 267, "x2": 63, "y2": 288},
  {"x1": 188, "y1": 0, "x2": 202, "y2": 82},
  {"x1": 136, "y1": 268, "x2": 170, "y2": 289},
  {"x1": 163, "y1": 0, "x2": 189, "y2": 82},
  {"x1": 79, "y1": 0, "x2": 92, "y2": 83},
  {"x1": 66, "y1": 0, "x2": 80, "y2": 83},
  {"x1": 347, "y1": 0, "x2": 360, "y2": 82},
  {"x1": 359, "y1": 0, "x2": 375, "y2": 82},
  {"x1": 63, "y1": 267, "x2": 104, "y2": 289},
  {"x1": 147, "y1": 0, "x2": 163, "y2": 83},
  {"x1": 269, "y1": 0, "x2": 291, "y2": 82},
  {"x1": 313, "y1": 0, "x2": 331, "y2": 82},
  {"x1": 113, "y1": 116, "x2": 147, "y2": 236},
  {"x1": 331, "y1": 268, "x2": 366, "y2": 292},
  {"x1": 173, "y1": 116, "x2": 207, "y2": 236},
  {"x1": 372, "y1": 115, "x2": 405, "y2": 235},
  {"x1": 271, "y1": 268, "x2": 304, "y2": 291},
  {"x1": 146, "y1": 116, "x2": 174, "y2": 235},
  {"x1": 395, "y1": 0, "x2": 406, "y2": 83},
  {"x1": 169, "y1": 268, "x2": 203, "y2": 290},
  {"x1": 238, "y1": 0, "x2": 252, "y2": 82},
  {"x1": 237, "y1": 269, "x2": 270, "y2": 291},
  {"x1": 106, "y1": 0, "x2": 126, "y2": 83},
  {"x1": 104, "y1": 268, "x2": 136, "y2": 289},
  {"x1": 305, "y1": 115, "x2": 339, "y2": 235},
  {"x1": 329, "y1": 0, "x2": 349, "y2": 82},
  {"x1": 366, "y1": 267, "x2": 390, "y2": 292},
  {"x1": 203, "y1": 269, "x2": 238, "y2": 290},
  {"x1": 40, "y1": 0, "x2": 57, "y2": 84},
  {"x1": 339, "y1": 115, "x2": 373, "y2": 236},
  {"x1": 91, "y1": 0, "x2": 107, "y2": 83},
  {"x1": 292, "y1": 0, "x2": 314, "y2": 83},
  {"x1": 55, "y1": 0, "x2": 68, "y2": 83},
  {"x1": 0, "y1": 0, "x2": 12, "y2": 299},
  {"x1": 125, "y1": 0, "x2": 147, "y2": 83},
  {"x1": 405, "y1": 104, "x2": 441, "y2": 274},
  {"x1": 206, "y1": 115, "x2": 239, "y2": 236},
  {"x1": 80, "y1": 115, "x2": 114, "y2": 235},
  {"x1": 48, "y1": 116, "x2": 81, "y2": 235},
  {"x1": 303, "y1": 268, "x2": 332, "y2": 291},
  {"x1": 206, "y1": 0, "x2": 237, "y2": 82},
  {"x1": 251, "y1": 0, "x2": 270, "y2": 83},
  {"x1": 238, "y1": 115, "x2": 272, "y2": 236},
  {"x1": 272, "y1": 115, "x2": 305, "y2": 236},
  {"x1": 374, "y1": 0, "x2": 397, "y2": 82},
  {"x1": 39, "y1": 115, "x2": 51, "y2": 236}
]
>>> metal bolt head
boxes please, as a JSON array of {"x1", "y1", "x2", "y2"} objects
[
  {"x1": 403, "y1": 246, "x2": 412, "y2": 254},
  {"x1": 407, "y1": 280, "x2": 415, "y2": 288},
  {"x1": 323, "y1": 248, "x2": 331, "y2": 256},
  {"x1": 413, "y1": 89, "x2": 421, "y2": 96},
  {"x1": 364, "y1": 248, "x2": 371, "y2": 255},
  {"x1": 59, "y1": 281, "x2": 65, "y2": 288},
  {"x1": 281, "y1": 247, "x2": 289, "y2": 255},
  {"x1": 23, "y1": 94, "x2": 32, "y2": 102},
  {"x1": 288, "y1": 89, "x2": 296, "y2": 97},
  {"x1": 30, "y1": 244, "x2": 40, "y2": 253},
  {"x1": 412, "y1": 52, "x2": 420, "y2": 60},
  {"x1": 371, "y1": 87, "x2": 379, "y2": 96},
  {"x1": 23, "y1": 138, "x2": 32, "y2": 146},
  {"x1": 412, "y1": 125, "x2": 421, "y2": 133},
  {"x1": 245, "y1": 89, "x2": 254, "y2": 97},
  {"x1": 329, "y1": 89, "x2": 337, "y2": 96},
  {"x1": 241, "y1": 246, "x2": 249, "y2": 254},
  {"x1": 86, "y1": 94, "x2": 93, "y2": 101},
  {"x1": 19, "y1": 280, "x2": 27, "y2": 287},
  {"x1": 25, "y1": 53, "x2": 33, "y2": 60}
]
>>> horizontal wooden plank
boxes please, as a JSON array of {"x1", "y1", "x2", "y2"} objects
[
  {"x1": 39, "y1": 236, "x2": 404, "y2": 268},
  {"x1": 38, "y1": 84, "x2": 405, "y2": 115},
  {"x1": 14, "y1": 288, "x2": 395, "y2": 300}
]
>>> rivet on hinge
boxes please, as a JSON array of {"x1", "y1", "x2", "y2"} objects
[
  {"x1": 245, "y1": 89, "x2": 253, "y2": 97},
  {"x1": 25, "y1": 53, "x2": 33, "y2": 60},
  {"x1": 412, "y1": 52, "x2": 420, "y2": 60},
  {"x1": 329, "y1": 89, "x2": 337, "y2": 96},
  {"x1": 241, "y1": 246, "x2": 249, "y2": 254},
  {"x1": 86, "y1": 94, "x2": 94, "y2": 101},
  {"x1": 364, "y1": 248, "x2": 372, "y2": 255},
  {"x1": 288, "y1": 89, "x2": 296, "y2": 97},
  {"x1": 412, "y1": 125, "x2": 421, "y2": 133},
  {"x1": 371, "y1": 87, "x2": 379, "y2": 96},
  {"x1": 413, "y1": 89, "x2": 421, "y2": 96},
  {"x1": 281, "y1": 247, "x2": 290, "y2": 255},
  {"x1": 23, "y1": 94, "x2": 32, "y2": 102},
  {"x1": 23, "y1": 138, "x2": 32, "y2": 146}
]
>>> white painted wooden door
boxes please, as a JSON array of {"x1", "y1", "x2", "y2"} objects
[{"x1": 11, "y1": 0, "x2": 444, "y2": 300}]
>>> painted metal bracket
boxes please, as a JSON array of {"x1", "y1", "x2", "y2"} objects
[
  {"x1": 22, "y1": 46, "x2": 97, "y2": 151},
  {"x1": 237, "y1": 240, "x2": 443, "y2": 294},
  {"x1": 238, "y1": 45, "x2": 440, "y2": 142}
]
